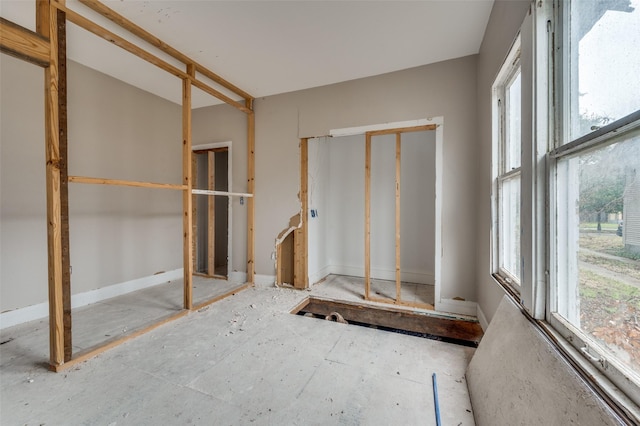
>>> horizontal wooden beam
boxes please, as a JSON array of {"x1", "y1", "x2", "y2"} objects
[
  {"x1": 52, "y1": 1, "x2": 251, "y2": 113},
  {"x1": 0, "y1": 17, "x2": 50, "y2": 67},
  {"x1": 77, "y1": 0, "x2": 253, "y2": 102},
  {"x1": 68, "y1": 176, "x2": 186, "y2": 190},
  {"x1": 191, "y1": 77, "x2": 251, "y2": 114},
  {"x1": 366, "y1": 124, "x2": 438, "y2": 137}
]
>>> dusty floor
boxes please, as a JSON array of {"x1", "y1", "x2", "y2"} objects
[{"x1": 1, "y1": 276, "x2": 475, "y2": 425}]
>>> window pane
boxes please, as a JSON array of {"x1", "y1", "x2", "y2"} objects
[
  {"x1": 506, "y1": 71, "x2": 521, "y2": 170},
  {"x1": 555, "y1": 134, "x2": 640, "y2": 376},
  {"x1": 568, "y1": 0, "x2": 640, "y2": 140},
  {"x1": 500, "y1": 175, "x2": 521, "y2": 281}
]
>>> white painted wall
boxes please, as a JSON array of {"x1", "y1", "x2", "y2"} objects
[
  {"x1": 307, "y1": 137, "x2": 330, "y2": 283},
  {"x1": 1, "y1": 55, "x2": 183, "y2": 315},
  {"x1": 307, "y1": 131, "x2": 436, "y2": 285},
  {"x1": 327, "y1": 135, "x2": 365, "y2": 277}
]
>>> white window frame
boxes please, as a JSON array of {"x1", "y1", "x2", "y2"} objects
[
  {"x1": 546, "y1": 0, "x2": 640, "y2": 414},
  {"x1": 492, "y1": 35, "x2": 523, "y2": 290}
]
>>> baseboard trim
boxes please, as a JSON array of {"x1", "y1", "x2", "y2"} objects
[
  {"x1": 476, "y1": 303, "x2": 489, "y2": 331},
  {"x1": 254, "y1": 274, "x2": 275, "y2": 287},
  {"x1": 0, "y1": 269, "x2": 183, "y2": 330},
  {"x1": 436, "y1": 298, "x2": 478, "y2": 317},
  {"x1": 228, "y1": 271, "x2": 248, "y2": 284},
  {"x1": 309, "y1": 265, "x2": 332, "y2": 285}
]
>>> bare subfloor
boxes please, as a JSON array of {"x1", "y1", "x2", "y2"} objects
[{"x1": 1, "y1": 276, "x2": 475, "y2": 425}]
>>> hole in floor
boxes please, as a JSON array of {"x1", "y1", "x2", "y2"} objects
[{"x1": 292, "y1": 297, "x2": 483, "y2": 348}]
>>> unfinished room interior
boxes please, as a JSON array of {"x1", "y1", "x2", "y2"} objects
[{"x1": 1, "y1": 0, "x2": 639, "y2": 424}]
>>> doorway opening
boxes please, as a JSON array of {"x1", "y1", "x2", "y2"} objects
[{"x1": 193, "y1": 147, "x2": 229, "y2": 278}]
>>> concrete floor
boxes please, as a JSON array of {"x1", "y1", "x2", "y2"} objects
[{"x1": 1, "y1": 276, "x2": 475, "y2": 425}]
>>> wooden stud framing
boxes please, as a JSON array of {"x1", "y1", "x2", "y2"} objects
[
  {"x1": 77, "y1": 0, "x2": 253, "y2": 101},
  {"x1": 363, "y1": 126, "x2": 435, "y2": 309},
  {"x1": 0, "y1": 17, "x2": 50, "y2": 67},
  {"x1": 38, "y1": 0, "x2": 65, "y2": 368},
  {"x1": 395, "y1": 133, "x2": 402, "y2": 302},
  {"x1": 183, "y1": 63, "x2": 194, "y2": 309},
  {"x1": 294, "y1": 138, "x2": 309, "y2": 289},
  {"x1": 364, "y1": 133, "x2": 371, "y2": 299},
  {"x1": 50, "y1": 1, "x2": 251, "y2": 114},
  {"x1": 247, "y1": 99, "x2": 255, "y2": 283},
  {"x1": 3, "y1": 0, "x2": 255, "y2": 371},
  {"x1": 207, "y1": 151, "x2": 216, "y2": 275},
  {"x1": 68, "y1": 176, "x2": 185, "y2": 190}
]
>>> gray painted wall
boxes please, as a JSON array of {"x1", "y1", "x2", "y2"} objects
[
  {"x1": 1, "y1": 55, "x2": 183, "y2": 312},
  {"x1": 475, "y1": 0, "x2": 531, "y2": 323},
  {"x1": 194, "y1": 55, "x2": 479, "y2": 302}
]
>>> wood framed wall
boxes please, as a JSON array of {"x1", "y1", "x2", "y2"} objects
[
  {"x1": 298, "y1": 123, "x2": 437, "y2": 308},
  {"x1": 0, "y1": 0, "x2": 255, "y2": 371},
  {"x1": 364, "y1": 125, "x2": 436, "y2": 309}
]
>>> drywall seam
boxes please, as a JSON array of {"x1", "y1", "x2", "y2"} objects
[{"x1": 0, "y1": 269, "x2": 182, "y2": 329}]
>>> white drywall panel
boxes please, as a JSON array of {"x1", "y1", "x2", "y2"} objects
[
  {"x1": 467, "y1": 296, "x2": 620, "y2": 425},
  {"x1": 307, "y1": 137, "x2": 330, "y2": 283},
  {"x1": 370, "y1": 134, "x2": 397, "y2": 275},
  {"x1": 401, "y1": 131, "x2": 436, "y2": 284},
  {"x1": 327, "y1": 135, "x2": 365, "y2": 274}
]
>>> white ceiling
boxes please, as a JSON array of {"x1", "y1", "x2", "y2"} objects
[{"x1": 1, "y1": 1, "x2": 494, "y2": 108}]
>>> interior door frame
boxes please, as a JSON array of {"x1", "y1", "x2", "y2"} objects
[{"x1": 192, "y1": 141, "x2": 233, "y2": 279}]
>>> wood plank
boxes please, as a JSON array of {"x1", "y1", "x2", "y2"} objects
[
  {"x1": 190, "y1": 78, "x2": 251, "y2": 114},
  {"x1": 183, "y1": 64, "x2": 194, "y2": 309},
  {"x1": 294, "y1": 138, "x2": 309, "y2": 289},
  {"x1": 246, "y1": 100, "x2": 255, "y2": 283},
  {"x1": 41, "y1": 1, "x2": 65, "y2": 368},
  {"x1": 366, "y1": 124, "x2": 437, "y2": 137},
  {"x1": 51, "y1": 310, "x2": 189, "y2": 372},
  {"x1": 364, "y1": 133, "x2": 371, "y2": 299},
  {"x1": 395, "y1": 133, "x2": 401, "y2": 302},
  {"x1": 51, "y1": 2, "x2": 187, "y2": 79},
  {"x1": 0, "y1": 17, "x2": 50, "y2": 67},
  {"x1": 53, "y1": 6, "x2": 73, "y2": 363},
  {"x1": 301, "y1": 298, "x2": 483, "y2": 344},
  {"x1": 77, "y1": 0, "x2": 253, "y2": 102},
  {"x1": 68, "y1": 176, "x2": 185, "y2": 190},
  {"x1": 207, "y1": 151, "x2": 215, "y2": 276}
]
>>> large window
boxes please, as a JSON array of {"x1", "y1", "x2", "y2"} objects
[
  {"x1": 550, "y1": 0, "x2": 640, "y2": 409},
  {"x1": 493, "y1": 36, "x2": 522, "y2": 288}
]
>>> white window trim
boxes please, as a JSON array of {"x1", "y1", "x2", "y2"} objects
[{"x1": 492, "y1": 34, "x2": 523, "y2": 289}]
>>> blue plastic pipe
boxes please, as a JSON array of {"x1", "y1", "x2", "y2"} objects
[{"x1": 432, "y1": 372, "x2": 441, "y2": 426}]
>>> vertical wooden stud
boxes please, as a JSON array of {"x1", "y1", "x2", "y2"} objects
[
  {"x1": 183, "y1": 64, "x2": 194, "y2": 309},
  {"x1": 395, "y1": 133, "x2": 401, "y2": 302},
  {"x1": 39, "y1": 0, "x2": 65, "y2": 368},
  {"x1": 294, "y1": 138, "x2": 309, "y2": 289},
  {"x1": 364, "y1": 133, "x2": 371, "y2": 300},
  {"x1": 207, "y1": 151, "x2": 215, "y2": 275},
  {"x1": 246, "y1": 99, "x2": 255, "y2": 283}
]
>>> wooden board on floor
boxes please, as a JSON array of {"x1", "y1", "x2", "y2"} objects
[{"x1": 297, "y1": 297, "x2": 483, "y2": 345}]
